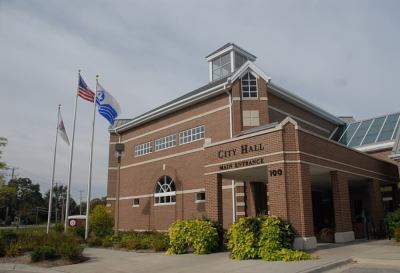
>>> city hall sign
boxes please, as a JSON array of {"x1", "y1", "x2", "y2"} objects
[{"x1": 217, "y1": 144, "x2": 265, "y2": 171}]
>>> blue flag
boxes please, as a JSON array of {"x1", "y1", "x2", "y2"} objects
[{"x1": 96, "y1": 83, "x2": 122, "y2": 125}]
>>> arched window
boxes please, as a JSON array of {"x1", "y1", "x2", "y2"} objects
[
  {"x1": 154, "y1": 176, "x2": 176, "y2": 204},
  {"x1": 241, "y1": 72, "x2": 258, "y2": 98}
]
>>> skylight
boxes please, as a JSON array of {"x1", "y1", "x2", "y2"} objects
[{"x1": 337, "y1": 113, "x2": 400, "y2": 147}]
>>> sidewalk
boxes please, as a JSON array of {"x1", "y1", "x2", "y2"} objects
[{"x1": 0, "y1": 240, "x2": 398, "y2": 273}]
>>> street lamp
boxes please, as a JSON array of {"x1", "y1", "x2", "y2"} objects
[{"x1": 114, "y1": 142, "x2": 125, "y2": 234}]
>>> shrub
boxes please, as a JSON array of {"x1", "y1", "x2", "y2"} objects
[
  {"x1": 167, "y1": 219, "x2": 219, "y2": 255},
  {"x1": 5, "y1": 242, "x2": 21, "y2": 257},
  {"x1": 31, "y1": 246, "x2": 57, "y2": 262},
  {"x1": 387, "y1": 209, "x2": 400, "y2": 237},
  {"x1": 227, "y1": 217, "x2": 261, "y2": 260},
  {"x1": 89, "y1": 205, "x2": 114, "y2": 238},
  {"x1": 0, "y1": 230, "x2": 17, "y2": 246},
  {"x1": 395, "y1": 228, "x2": 400, "y2": 242},
  {"x1": 70, "y1": 226, "x2": 85, "y2": 239},
  {"x1": 227, "y1": 215, "x2": 312, "y2": 262},
  {"x1": 53, "y1": 223, "x2": 64, "y2": 233},
  {"x1": 258, "y1": 216, "x2": 292, "y2": 260}
]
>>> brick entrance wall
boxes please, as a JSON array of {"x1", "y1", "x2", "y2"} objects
[
  {"x1": 331, "y1": 171, "x2": 353, "y2": 233},
  {"x1": 368, "y1": 179, "x2": 384, "y2": 231},
  {"x1": 205, "y1": 174, "x2": 223, "y2": 224}
]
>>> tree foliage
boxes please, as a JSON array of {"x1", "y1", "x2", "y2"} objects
[{"x1": 0, "y1": 137, "x2": 7, "y2": 185}]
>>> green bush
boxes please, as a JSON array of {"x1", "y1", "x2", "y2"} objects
[
  {"x1": 5, "y1": 242, "x2": 21, "y2": 257},
  {"x1": 70, "y1": 226, "x2": 85, "y2": 239},
  {"x1": 387, "y1": 209, "x2": 400, "y2": 237},
  {"x1": 89, "y1": 205, "x2": 114, "y2": 238},
  {"x1": 227, "y1": 215, "x2": 312, "y2": 262},
  {"x1": 227, "y1": 217, "x2": 261, "y2": 260},
  {"x1": 395, "y1": 228, "x2": 400, "y2": 242},
  {"x1": 167, "y1": 219, "x2": 219, "y2": 255},
  {"x1": 258, "y1": 216, "x2": 292, "y2": 260},
  {"x1": 0, "y1": 230, "x2": 17, "y2": 246},
  {"x1": 31, "y1": 246, "x2": 57, "y2": 262},
  {"x1": 53, "y1": 223, "x2": 64, "y2": 233}
]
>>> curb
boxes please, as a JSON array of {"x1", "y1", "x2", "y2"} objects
[
  {"x1": 353, "y1": 258, "x2": 400, "y2": 267},
  {"x1": 0, "y1": 263, "x2": 65, "y2": 273},
  {"x1": 299, "y1": 258, "x2": 353, "y2": 273}
]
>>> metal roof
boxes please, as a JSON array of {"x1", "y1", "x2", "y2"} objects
[
  {"x1": 337, "y1": 112, "x2": 400, "y2": 148},
  {"x1": 205, "y1": 42, "x2": 257, "y2": 60},
  {"x1": 111, "y1": 61, "x2": 344, "y2": 133}
]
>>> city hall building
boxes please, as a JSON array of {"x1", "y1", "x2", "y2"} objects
[{"x1": 106, "y1": 43, "x2": 400, "y2": 249}]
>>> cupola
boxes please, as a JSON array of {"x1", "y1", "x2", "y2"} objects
[{"x1": 206, "y1": 43, "x2": 257, "y2": 82}]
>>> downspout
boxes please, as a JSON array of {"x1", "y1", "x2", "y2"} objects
[{"x1": 225, "y1": 87, "x2": 236, "y2": 223}]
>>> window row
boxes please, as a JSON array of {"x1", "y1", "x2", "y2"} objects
[
  {"x1": 131, "y1": 175, "x2": 205, "y2": 207},
  {"x1": 134, "y1": 125, "x2": 205, "y2": 157}
]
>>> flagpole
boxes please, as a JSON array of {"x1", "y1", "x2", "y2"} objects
[
  {"x1": 47, "y1": 104, "x2": 61, "y2": 234},
  {"x1": 85, "y1": 75, "x2": 98, "y2": 240},
  {"x1": 64, "y1": 71, "x2": 80, "y2": 231}
]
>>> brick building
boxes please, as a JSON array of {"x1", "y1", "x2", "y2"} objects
[{"x1": 106, "y1": 43, "x2": 400, "y2": 249}]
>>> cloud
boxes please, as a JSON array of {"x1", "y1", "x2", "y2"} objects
[{"x1": 0, "y1": 0, "x2": 399, "y2": 200}]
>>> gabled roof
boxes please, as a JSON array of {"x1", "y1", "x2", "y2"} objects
[
  {"x1": 205, "y1": 42, "x2": 257, "y2": 61},
  {"x1": 111, "y1": 61, "x2": 344, "y2": 133}
]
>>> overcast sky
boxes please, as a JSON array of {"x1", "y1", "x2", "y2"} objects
[{"x1": 1, "y1": 1, "x2": 399, "y2": 200}]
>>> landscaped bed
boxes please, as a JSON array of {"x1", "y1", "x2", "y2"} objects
[{"x1": 0, "y1": 226, "x2": 86, "y2": 267}]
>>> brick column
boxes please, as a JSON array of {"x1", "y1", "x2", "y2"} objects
[
  {"x1": 268, "y1": 162, "x2": 316, "y2": 249},
  {"x1": 368, "y1": 179, "x2": 384, "y2": 234},
  {"x1": 393, "y1": 183, "x2": 400, "y2": 210},
  {"x1": 205, "y1": 174, "x2": 223, "y2": 224},
  {"x1": 331, "y1": 171, "x2": 355, "y2": 243}
]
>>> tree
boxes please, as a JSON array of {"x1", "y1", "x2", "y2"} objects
[
  {"x1": 0, "y1": 137, "x2": 7, "y2": 185},
  {"x1": 43, "y1": 184, "x2": 79, "y2": 222},
  {"x1": 8, "y1": 178, "x2": 45, "y2": 224}
]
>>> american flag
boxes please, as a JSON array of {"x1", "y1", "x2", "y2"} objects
[{"x1": 78, "y1": 75, "x2": 95, "y2": 102}]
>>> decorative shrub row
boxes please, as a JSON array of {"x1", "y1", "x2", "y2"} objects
[
  {"x1": 167, "y1": 219, "x2": 219, "y2": 254},
  {"x1": 227, "y1": 216, "x2": 312, "y2": 261},
  {"x1": 387, "y1": 208, "x2": 400, "y2": 238},
  {"x1": 0, "y1": 229, "x2": 84, "y2": 262},
  {"x1": 88, "y1": 231, "x2": 169, "y2": 252}
]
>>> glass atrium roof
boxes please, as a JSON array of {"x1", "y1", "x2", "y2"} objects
[{"x1": 337, "y1": 113, "x2": 400, "y2": 148}]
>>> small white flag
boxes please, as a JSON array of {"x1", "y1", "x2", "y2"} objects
[{"x1": 58, "y1": 111, "x2": 70, "y2": 145}]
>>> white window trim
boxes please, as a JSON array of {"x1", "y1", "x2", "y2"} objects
[
  {"x1": 132, "y1": 198, "x2": 140, "y2": 207},
  {"x1": 195, "y1": 200, "x2": 206, "y2": 204},
  {"x1": 241, "y1": 72, "x2": 258, "y2": 99},
  {"x1": 154, "y1": 202, "x2": 176, "y2": 206},
  {"x1": 179, "y1": 125, "x2": 205, "y2": 145},
  {"x1": 134, "y1": 141, "x2": 153, "y2": 157},
  {"x1": 155, "y1": 134, "x2": 176, "y2": 152},
  {"x1": 154, "y1": 191, "x2": 177, "y2": 198}
]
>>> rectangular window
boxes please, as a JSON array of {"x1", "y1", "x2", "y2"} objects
[
  {"x1": 241, "y1": 72, "x2": 258, "y2": 98},
  {"x1": 179, "y1": 125, "x2": 205, "y2": 145},
  {"x1": 212, "y1": 53, "x2": 231, "y2": 81},
  {"x1": 132, "y1": 198, "x2": 140, "y2": 207},
  {"x1": 243, "y1": 110, "x2": 260, "y2": 126},
  {"x1": 155, "y1": 134, "x2": 176, "y2": 151},
  {"x1": 195, "y1": 192, "x2": 205, "y2": 203},
  {"x1": 134, "y1": 141, "x2": 152, "y2": 157}
]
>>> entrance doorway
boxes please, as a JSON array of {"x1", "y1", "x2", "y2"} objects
[{"x1": 251, "y1": 182, "x2": 267, "y2": 215}]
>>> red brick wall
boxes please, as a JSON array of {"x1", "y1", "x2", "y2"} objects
[
  {"x1": 331, "y1": 171, "x2": 353, "y2": 232},
  {"x1": 268, "y1": 92, "x2": 337, "y2": 138}
]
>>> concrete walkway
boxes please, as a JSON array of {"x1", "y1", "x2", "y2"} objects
[{"x1": 0, "y1": 240, "x2": 398, "y2": 273}]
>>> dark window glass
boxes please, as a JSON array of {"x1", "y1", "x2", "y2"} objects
[
  {"x1": 338, "y1": 122, "x2": 360, "y2": 145},
  {"x1": 362, "y1": 117, "x2": 386, "y2": 145},
  {"x1": 377, "y1": 113, "x2": 400, "y2": 142},
  {"x1": 348, "y1": 119, "x2": 373, "y2": 147}
]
